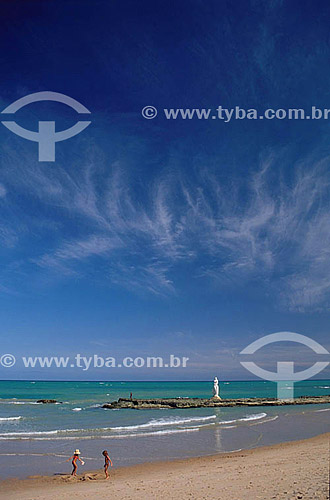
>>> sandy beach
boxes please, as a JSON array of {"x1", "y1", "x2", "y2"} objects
[{"x1": 1, "y1": 433, "x2": 329, "y2": 500}]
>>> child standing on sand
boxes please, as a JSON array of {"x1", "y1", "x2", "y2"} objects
[
  {"x1": 102, "y1": 449, "x2": 113, "y2": 479},
  {"x1": 66, "y1": 449, "x2": 85, "y2": 476}
]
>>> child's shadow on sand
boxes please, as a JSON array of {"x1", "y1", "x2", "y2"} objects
[{"x1": 54, "y1": 472, "x2": 100, "y2": 481}]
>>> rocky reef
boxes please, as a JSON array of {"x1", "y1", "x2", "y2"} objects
[
  {"x1": 102, "y1": 395, "x2": 330, "y2": 410},
  {"x1": 36, "y1": 399, "x2": 59, "y2": 404}
]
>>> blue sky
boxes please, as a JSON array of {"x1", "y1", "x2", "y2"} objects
[{"x1": 0, "y1": 0, "x2": 330, "y2": 380}]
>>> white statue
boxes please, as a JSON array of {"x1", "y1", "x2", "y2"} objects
[{"x1": 213, "y1": 376, "x2": 220, "y2": 399}]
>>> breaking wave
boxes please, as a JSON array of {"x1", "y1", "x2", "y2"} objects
[
  {"x1": 0, "y1": 416, "x2": 23, "y2": 422},
  {"x1": 219, "y1": 412, "x2": 267, "y2": 425}
]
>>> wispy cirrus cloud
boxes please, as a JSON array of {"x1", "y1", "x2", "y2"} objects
[
  {"x1": 34, "y1": 235, "x2": 121, "y2": 275},
  {"x1": 182, "y1": 155, "x2": 330, "y2": 311},
  {"x1": 0, "y1": 183, "x2": 6, "y2": 198},
  {"x1": 1, "y1": 142, "x2": 330, "y2": 309}
]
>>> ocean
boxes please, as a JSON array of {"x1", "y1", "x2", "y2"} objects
[{"x1": 0, "y1": 379, "x2": 329, "y2": 479}]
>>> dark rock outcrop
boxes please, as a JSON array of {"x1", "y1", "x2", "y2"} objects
[
  {"x1": 36, "y1": 399, "x2": 59, "y2": 404},
  {"x1": 102, "y1": 395, "x2": 330, "y2": 410}
]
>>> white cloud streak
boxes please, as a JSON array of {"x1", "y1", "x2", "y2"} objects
[{"x1": 1, "y1": 145, "x2": 330, "y2": 309}]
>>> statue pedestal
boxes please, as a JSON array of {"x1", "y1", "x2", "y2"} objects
[{"x1": 212, "y1": 395, "x2": 221, "y2": 400}]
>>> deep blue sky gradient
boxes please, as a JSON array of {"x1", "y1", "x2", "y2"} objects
[{"x1": 0, "y1": 0, "x2": 330, "y2": 379}]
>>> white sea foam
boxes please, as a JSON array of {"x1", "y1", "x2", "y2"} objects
[
  {"x1": 0, "y1": 430, "x2": 59, "y2": 437},
  {"x1": 111, "y1": 428, "x2": 200, "y2": 439},
  {"x1": 250, "y1": 415, "x2": 279, "y2": 425},
  {"x1": 0, "y1": 427, "x2": 200, "y2": 441},
  {"x1": 0, "y1": 416, "x2": 216, "y2": 440},
  {"x1": 219, "y1": 412, "x2": 267, "y2": 425},
  {"x1": 108, "y1": 415, "x2": 217, "y2": 431},
  {"x1": 4, "y1": 401, "x2": 41, "y2": 405},
  {"x1": 72, "y1": 408, "x2": 82, "y2": 412},
  {"x1": 180, "y1": 422, "x2": 216, "y2": 429},
  {"x1": 0, "y1": 412, "x2": 279, "y2": 442},
  {"x1": 0, "y1": 416, "x2": 22, "y2": 421},
  {"x1": 0, "y1": 426, "x2": 87, "y2": 437}
]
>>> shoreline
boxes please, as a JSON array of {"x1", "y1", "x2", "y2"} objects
[{"x1": 2, "y1": 432, "x2": 329, "y2": 499}]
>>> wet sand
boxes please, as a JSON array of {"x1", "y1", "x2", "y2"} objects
[{"x1": 1, "y1": 433, "x2": 329, "y2": 499}]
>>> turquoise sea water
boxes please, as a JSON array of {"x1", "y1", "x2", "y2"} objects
[
  {"x1": 1, "y1": 378, "x2": 330, "y2": 402},
  {"x1": 0, "y1": 380, "x2": 329, "y2": 479}
]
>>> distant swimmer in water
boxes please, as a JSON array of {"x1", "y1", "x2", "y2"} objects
[
  {"x1": 102, "y1": 449, "x2": 113, "y2": 479},
  {"x1": 66, "y1": 449, "x2": 84, "y2": 476}
]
